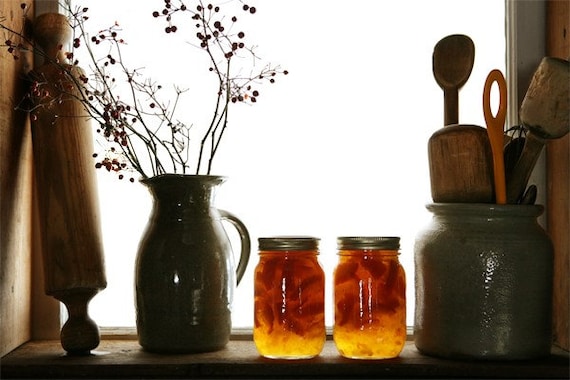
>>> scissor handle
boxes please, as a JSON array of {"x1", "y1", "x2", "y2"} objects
[
  {"x1": 483, "y1": 69, "x2": 507, "y2": 128},
  {"x1": 483, "y1": 69, "x2": 507, "y2": 204}
]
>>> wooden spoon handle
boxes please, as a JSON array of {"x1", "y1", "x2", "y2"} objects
[
  {"x1": 443, "y1": 87, "x2": 459, "y2": 125},
  {"x1": 483, "y1": 69, "x2": 507, "y2": 204}
]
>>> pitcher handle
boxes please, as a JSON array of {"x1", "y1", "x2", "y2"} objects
[{"x1": 219, "y1": 209, "x2": 251, "y2": 285}]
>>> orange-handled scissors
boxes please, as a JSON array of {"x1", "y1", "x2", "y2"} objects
[{"x1": 483, "y1": 69, "x2": 507, "y2": 204}]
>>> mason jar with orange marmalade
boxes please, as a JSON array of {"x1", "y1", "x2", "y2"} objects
[
  {"x1": 253, "y1": 236, "x2": 325, "y2": 359},
  {"x1": 333, "y1": 236, "x2": 406, "y2": 359}
]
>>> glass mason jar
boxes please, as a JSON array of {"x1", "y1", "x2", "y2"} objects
[
  {"x1": 333, "y1": 236, "x2": 406, "y2": 359},
  {"x1": 253, "y1": 236, "x2": 326, "y2": 359}
]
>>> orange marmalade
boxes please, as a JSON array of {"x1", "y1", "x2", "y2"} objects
[
  {"x1": 333, "y1": 236, "x2": 406, "y2": 359},
  {"x1": 253, "y1": 236, "x2": 325, "y2": 359}
]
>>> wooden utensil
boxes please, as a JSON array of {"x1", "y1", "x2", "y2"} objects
[
  {"x1": 506, "y1": 57, "x2": 570, "y2": 203},
  {"x1": 483, "y1": 69, "x2": 508, "y2": 204},
  {"x1": 31, "y1": 13, "x2": 106, "y2": 355},
  {"x1": 428, "y1": 124, "x2": 494, "y2": 203},
  {"x1": 433, "y1": 34, "x2": 475, "y2": 125},
  {"x1": 428, "y1": 34, "x2": 493, "y2": 203},
  {"x1": 503, "y1": 134, "x2": 525, "y2": 183},
  {"x1": 520, "y1": 184, "x2": 538, "y2": 205}
]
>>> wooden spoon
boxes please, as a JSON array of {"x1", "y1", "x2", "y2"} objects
[
  {"x1": 433, "y1": 34, "x2": 475, "y2": 125},
  {"x1": 429, "y1": 34, "x2": 493, "y2": 204},
  {"x1": 483, "y1": 69, "x2": 508, "y2": 204}
]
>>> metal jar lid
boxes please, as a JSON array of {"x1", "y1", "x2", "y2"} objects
[
  {"x1": 258, "y1": 236, "x2": 320, "y2": 251},
  {"x1": 337, "y1": 236, "x2": 400, "y2": 251}
]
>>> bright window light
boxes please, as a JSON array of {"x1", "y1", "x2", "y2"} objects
[{"x1": 75, "y1": 0, "x2": 506, "y2": 329}]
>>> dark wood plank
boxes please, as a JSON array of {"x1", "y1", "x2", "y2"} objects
[
  {"x1": 546, "y1": 0, "x2": 570, "y2": 352},
  {"x1": 2, "y1": 340, "x2": 568, "y2": 379},
  {"x1": 0, "y1": 0, "x2": 34, "y2": 357}
]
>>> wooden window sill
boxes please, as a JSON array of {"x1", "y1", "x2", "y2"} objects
[{"x1": 1, "y1": 339, "x2": 568, "y2": 379}]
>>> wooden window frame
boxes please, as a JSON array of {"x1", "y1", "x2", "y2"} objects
[{"x1": 1, "y1": 0, "x2": 568, "y2": 378}]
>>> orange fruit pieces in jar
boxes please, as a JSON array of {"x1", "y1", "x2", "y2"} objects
[
  {"x1": 254, "y1": 237, "x2": 325, "y2": 359},
  {"x1": 333, "y1": 236, "x2": 406, "y2": 359}
]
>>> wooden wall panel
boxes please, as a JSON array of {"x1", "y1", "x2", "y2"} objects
[
  {"x1": 0, "y1": 0, "x2": 34, "y2": 357},
  {"x1": 546, "y1": 0, "x2": 569, "y2": 352}
]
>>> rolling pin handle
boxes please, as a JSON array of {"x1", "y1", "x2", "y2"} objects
[{"x1": 55, "y1": 288, "x2": 101, "y2": 355}]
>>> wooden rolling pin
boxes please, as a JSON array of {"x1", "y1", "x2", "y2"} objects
[{"x1": 30, "y1": 13, "x2": 106, "y2": 355}]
